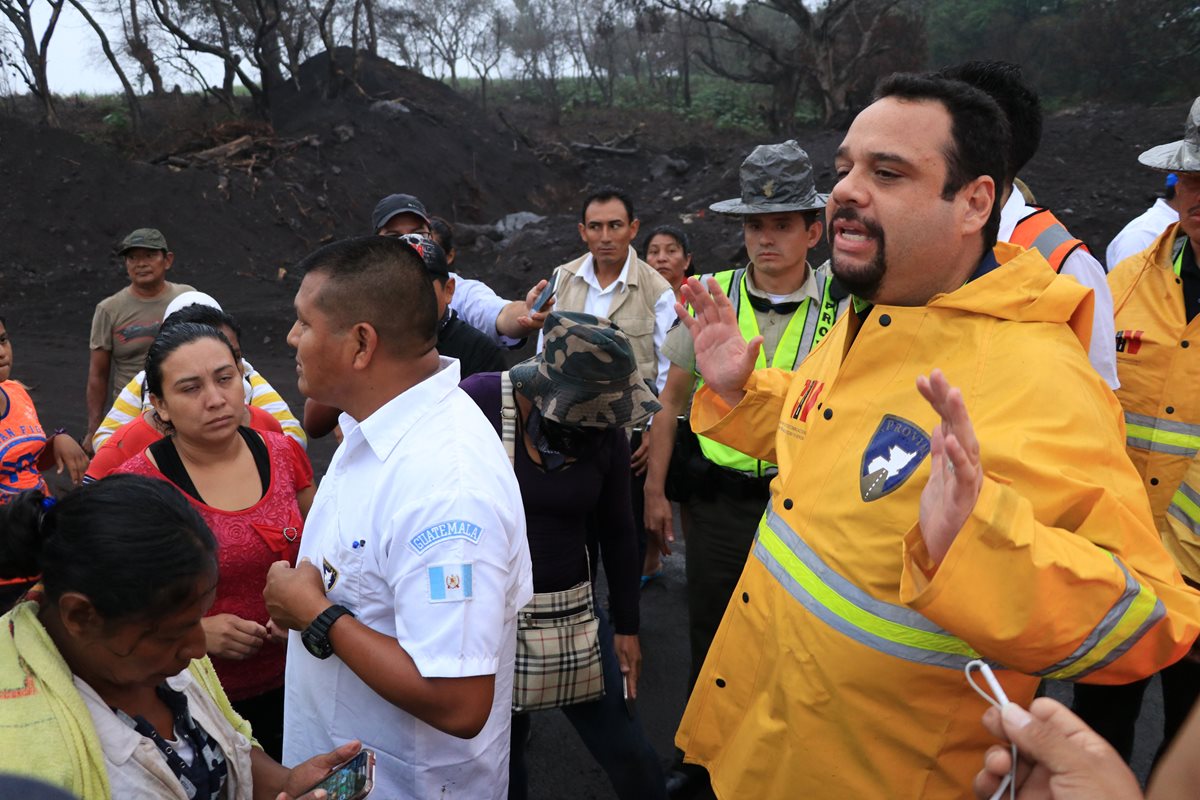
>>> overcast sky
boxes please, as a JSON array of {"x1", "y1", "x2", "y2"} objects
[{"x1": 6, "y1": 3, "x2": 226, "y2": 95}]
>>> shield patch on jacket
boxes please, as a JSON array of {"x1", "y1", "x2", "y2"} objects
[{"x1": 860, "y1": 414, "x2": 931, "y2": 502}]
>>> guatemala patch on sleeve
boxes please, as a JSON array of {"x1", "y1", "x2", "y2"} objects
[
  {"x1": 409, "y1": 520, "x2": 484, "y2": 554},
  {"x1": 428, "y1": 563, "x2": 474, "y2": 603},
  {"x1": 860, "y1": 414, "x2": 931, "y2": 502}
]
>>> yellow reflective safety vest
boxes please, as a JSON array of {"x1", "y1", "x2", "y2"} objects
[
  {"x1": 677, "y1": 243, "x2": 1200, "y2": 799},
  {"x1": 694, "y1": 266, "x2": 845, "y2": 476},
  {"x1": 1110, "y1": 223, "x2": 1200, "y2": 583}
]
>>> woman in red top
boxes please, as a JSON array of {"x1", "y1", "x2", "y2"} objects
[
  {"x1": 117, "y1": 321, "x2": 314, "y2": 760},
  {"x1": 0, "y1": 316, "x2": 88, "y2": 611}
]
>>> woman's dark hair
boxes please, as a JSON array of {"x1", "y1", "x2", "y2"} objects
[
  {"x1": 642, "y1": 224, "x2": 695, "y2": 276},
  {"x1": 0, "y1": 475, "x2": 217, "y2": 620},
  {"x1": 144, "y1": 322, "x2": 237, "y2": 398},
  {"x1": 164, "y1": 304, "x2": 242, "y2": 345},
  {"x1": 429, "y1": 216, "x2": 455, "y2": 256}
]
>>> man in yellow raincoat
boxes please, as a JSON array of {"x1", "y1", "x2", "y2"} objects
[
  {"x1": 673, "y1": 73, "x2": 1200, "y2": 798},
  {"x1": 1073, "y1": 96, "x2": 1200, "y2": 764}
]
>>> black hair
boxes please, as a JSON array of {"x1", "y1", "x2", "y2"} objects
[
  {"x1": 1167, "y1": 183, "x2": 1177, "y2": 202},
  {"x1": 580, "y1": 186, "x2": 636, "y2": 224},
  {"x1": 0, "y1": 475, "x2": 217, "y2": 620},
  {"x1": 642, "y1": 224, "x2": 691, "y2": 256},
  {"x1": 875, "y1": 72, "x2": 1011, "y2": 251},
  {"x1": 937, "y1": 61, "x2": 1041, "y2": 182},
  {"x1": 642, "y1": 224, "x2": 695, "y2": 276},
  {"x1": 145, "y1": 322, "x2": 237, "y2": 398},
  {"x1": 429, "y1": 216, "x2": 455, "y2": 256},
  {"x1": 295, "y1": 235, "x2": 438, "y2": 359},
  {"x1": 163, "y1": 304, "x2": 243, "y2": 346}
]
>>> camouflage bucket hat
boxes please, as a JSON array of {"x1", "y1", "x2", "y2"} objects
[
  {"x1": 1139, "y1": 97, "x2": 1200, "y2": 173},
  {"x1": 509, "y1": 311, "x2": 662, "y2": 429},
  {"x1": 710, "y1": 140, "x2": 828, "y2": 215}
]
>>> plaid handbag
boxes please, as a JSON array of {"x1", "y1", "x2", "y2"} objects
[{"x1": 501, "y1": 372, "x2": 606, "y2": 713}]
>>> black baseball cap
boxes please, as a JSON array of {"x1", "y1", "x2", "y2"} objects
[{"x1": 372, "y1": 193, "x2": 431, "y2": 232}]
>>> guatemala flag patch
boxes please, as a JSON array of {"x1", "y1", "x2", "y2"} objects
[
  {"x1": 428, "y1": 563, "x2": 474, "y2": 603},
  {"x1": 859, "y1": 414, "x2": 931, "y2": 502}
]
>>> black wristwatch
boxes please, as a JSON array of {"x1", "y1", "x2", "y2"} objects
[{"x1": 301, "y1": 604, "x2": 355, "y2": 659}]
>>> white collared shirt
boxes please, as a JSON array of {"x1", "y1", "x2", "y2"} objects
[
  {"x1": 1106, "y1": 198, "x2": 1179, "y2": 271},
  {"x1": 76, "y1": 669, "x2": 255, "y2": 800},
  {"x1": 999, "y1": 187, "x2": 1119, "y2": 389},
  {"x1": 283, "y1": 358, "x2": 532, "y2": 799},
  {"x1": 537, "y1": 247, "x2": 676, "y2": 393},
  {"x1": 449, "y1": 274, "x2": 522, "y2": 347}
]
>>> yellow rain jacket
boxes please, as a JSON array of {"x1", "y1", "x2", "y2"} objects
[
  {"x1": 677, "y1": 243, "x2": 1200, "y2": 798},
  {"x1": 1110, "y1": 223, "x2": 1200, "y2": 583}
]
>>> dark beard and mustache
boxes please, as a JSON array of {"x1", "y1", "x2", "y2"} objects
[{"x1": 828, "y1": 207, "x2": 887, "y2": 301}]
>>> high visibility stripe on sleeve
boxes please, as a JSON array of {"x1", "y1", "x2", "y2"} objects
[
  {"x1": 757, "y1": 509, "x2": 1164, "y2": 678},
  {"x1": 1035, "y1": 555, "x2": 1165, "y2": 680},
  {"x1": 754, "y1": 510, "x2": 985, "y2": 670},
  {"x1": 1125, "y1": 411, "x2": 1200, "y2": 456},
  {"x1": 1168, "y1": 481, "x2": 1200, "y2": 536}
]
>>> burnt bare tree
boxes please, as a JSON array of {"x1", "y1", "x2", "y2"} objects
[
  {"x1": 0, "y1": 0, "x2": 64, "y2": 125},
  {"x1": 148, "y1": 0, "x2": 268, "y2": 109},
  {"x1": 117, "y1": 0, "x2": 166, "y2": 95},
  {"x1": 66, "y1": 0, "x2": 143, "y2": 134},
  {"x1": 463, "y1": 4, "x2": 507, "y2": 111},
  {"x1": 658, "y1": 0, "x2": 920, "y2": 130}
]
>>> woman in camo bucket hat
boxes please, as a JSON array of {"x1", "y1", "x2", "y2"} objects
[{"x1": 509, "y1": 311, "x2": 661, "y2": 429}]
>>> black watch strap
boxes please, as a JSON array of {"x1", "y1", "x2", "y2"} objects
[{"x1": 301, "y1": 604, "x2": 354, "y2": 659}]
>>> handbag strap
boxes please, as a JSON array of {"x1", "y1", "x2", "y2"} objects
[
  {"x1": 500, "y1": 370, "x2": 517, "y2": 467},
  {"x1": 499, "y1": 370, "x2": 591, "y2": 584}
]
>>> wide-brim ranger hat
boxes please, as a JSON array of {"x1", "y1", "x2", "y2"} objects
[
  {"x1": 1139, "y1": 97, "x2": 1200, "y2": 173},
  {"x1": 509, "y1": 311, "x2": 662, "y2": 429},
  {"x1": 710, "y1": 139, "x2": 828, "y2": 215}
]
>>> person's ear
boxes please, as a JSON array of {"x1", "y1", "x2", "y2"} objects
[
  {"x1": 350, "y1": 322, "x2": 380, "y2": 370},
  {"x1": 578, "y1": 221, "x2": 588, "y2": 243},
  {"x1": 960, "y1": 176, "x2": 995, "y2": 237},
  {"x1": 442, "y1": 276, "x2": 456, "y2": 306},
  {"x1": 806, "y1": 219, "x2": 824, "y2": 248},
  {"x1": 57, "y1": 592, "x2": 105, "y2": 639},
  {"x1": 163, "y1": 251, "x2": 175, "y2": 270},
  {"x1": 149, "y1": 392, "x2": 169, "y2": 424},
  {"x1": 628, "y1": 218, "x2": 641, "y2": 239}
]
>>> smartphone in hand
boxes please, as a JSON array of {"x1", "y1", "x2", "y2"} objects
[
  {"x1": 300, "y1": 749, "x2": 375, "y2": 800},
  {"x1": 531, "y1": 273, "x2": 558, "y2": 313}
]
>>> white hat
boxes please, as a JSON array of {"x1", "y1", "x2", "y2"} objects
[
  {"x1": 164, "y1": 291, "x2": 222, "y2": 321},
  {"x1": 1139, "y1": 97, "x2": 1200, "y2": 173}
]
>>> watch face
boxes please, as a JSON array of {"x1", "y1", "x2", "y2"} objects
[{"x1": 302, "y1": 626, "x2": 331, "y2": 659}]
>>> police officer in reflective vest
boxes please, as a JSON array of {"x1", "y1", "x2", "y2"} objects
[
  {"x1": 1074, "y1": 95, "x2": 1200, "y2": 766},
  {"x1": 642, "y1": 139, "x2": 849, "y2": 797}
]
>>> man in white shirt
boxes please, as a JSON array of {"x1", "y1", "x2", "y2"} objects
[
  {"x1": 372, "y1": 193, "x2": 548, "y2": 346},
  {"x1": 1107, "y1": 173, "x2": 1181, "y2": 270},
  {"x1": 542, "y1": 187, "x2": 675, "y2": 395},
  {"x1": 265, "y1": 235, "x2": 533, "y2": 799},
  {"x1": 942, "y1": 61, "x2": 1119, "y2": 389}
]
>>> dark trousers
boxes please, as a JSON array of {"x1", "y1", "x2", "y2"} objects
[
  {"x1": 1072, "y1": 655, "x2": 1200, "y2": 763},
  {"x1": 679, "y1": 488, "x2": 765, "y2": 691},
  {"x1": 631, "y1": 429, "x2": 649, "y2": 568},
  {"x1": 508, "y1": 606, "x2": 666, "y2": 800},
  {"x1": 231, "y1": 686, "x2": 285, "y2": 762}
]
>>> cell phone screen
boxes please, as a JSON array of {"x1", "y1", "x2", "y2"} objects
[{"x1": 307, "y1": 749, "x2": 374, "y2": 800}]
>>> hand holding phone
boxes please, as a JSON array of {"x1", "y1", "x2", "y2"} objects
[
  {"x1": 299, "y1": 749, "x2": 375, "y2": 800},
  {"x1": 531, "y1": 273, "x2": 558, "y2": 314}
]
